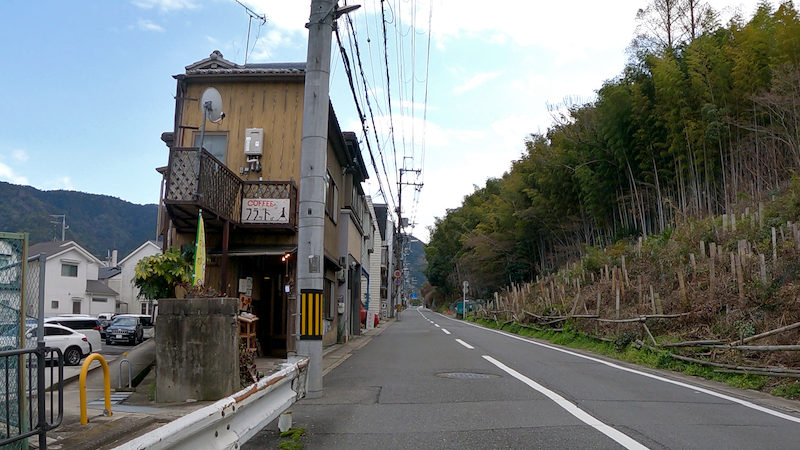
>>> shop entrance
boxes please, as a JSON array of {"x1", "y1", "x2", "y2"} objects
[{"x1": 245, "y1": 256, "x2": 288, "y2": 358}]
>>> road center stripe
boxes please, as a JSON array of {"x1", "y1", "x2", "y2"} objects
[
  {"x1": 455, "y1": 339, "x2": 474, "y2": 349},
  {"x1": 442, "y1": 328, "x2": 451, "y2": 334},
  {"x1": 483, "y1": 355, "x2": 648, "y2": 450}
]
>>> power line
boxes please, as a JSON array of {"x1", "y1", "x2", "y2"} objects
[{"x1": 334, "y1": 24, "x2": 398, "y2": 214}]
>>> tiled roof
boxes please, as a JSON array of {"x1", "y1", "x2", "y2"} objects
[
  {"x1": 86, "y1": 280, "x2": 118, "y2": 296},
  {"x1": 28, "y1": 240, "x2": 73, "y2": 257},
  {"x1": 181, "y1": 51, "x2": 305, "y2": 78}
]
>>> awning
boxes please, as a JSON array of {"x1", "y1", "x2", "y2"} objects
[{"x1": 208, "y1": 245, "x2": 296, "y2": 257}]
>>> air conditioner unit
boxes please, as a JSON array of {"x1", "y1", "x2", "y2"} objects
[
  {"x1": 244, "y1": 128, "x2": 264, "y2": 156},
  {"x1": 336, "y1": 269, "x2": 346, "y2": 283}
]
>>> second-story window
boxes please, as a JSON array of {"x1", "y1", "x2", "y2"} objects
[
  {"x1": 325, "y1": 171, "x2": 338, "y2": 224},
  {"x1": 61, "y1": 263, "x2": 78, "y2": 277},
  {"x1": 193, "y1": 132, "x2": 228, "y2": 163}
]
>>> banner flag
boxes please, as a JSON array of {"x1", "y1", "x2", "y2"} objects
[{"x1": 193, "y1": 210, "x2": 206, "y2": 286}]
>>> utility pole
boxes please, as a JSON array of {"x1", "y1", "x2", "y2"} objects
[
  {"x1": 297, "y1": 0, "x2": 359, "y2": 399},
  {"x1": 50, "y1": 214, "x2": 68, "y2": 241},
  {"x1": 396, "y1": 158, "x2": 422, "y2": 303}
]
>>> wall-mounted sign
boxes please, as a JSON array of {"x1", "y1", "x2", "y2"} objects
[{"x1": 242, "y1": 198, "x2": 290, "y2": 224}]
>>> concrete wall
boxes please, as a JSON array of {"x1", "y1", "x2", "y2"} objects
[{"x1": 156, "y1": 297, "x2": 239, "y2": 402}]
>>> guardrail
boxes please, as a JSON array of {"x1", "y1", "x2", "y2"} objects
[
  {"x1": 0, "y1": 345, "x2": 64, "y2": 448},
  {"x1": 117, "y1": 357, "x2": 309, "y2": 450}
]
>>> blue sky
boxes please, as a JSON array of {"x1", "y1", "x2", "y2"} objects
[{"x1": 0, "y1": 0, "x2": 755, "y2": 242}]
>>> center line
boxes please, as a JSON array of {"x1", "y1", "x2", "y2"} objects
[
  {"x1": 442, "y1": 328, "x2": 451, "y2": 335},
  {"x1": 483, "y1": 355, "x2": 647, "y2": 450},
  {"x1": 434, "y1": 324, "x2": 440, "y2": 328},
  {"x1": 455, "y1": 339, "x2": 474, "y2": 349}
]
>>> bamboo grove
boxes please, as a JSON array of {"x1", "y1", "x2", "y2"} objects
[{"x1": 425, "y1": 1, "x2": 800, "y2": 300}]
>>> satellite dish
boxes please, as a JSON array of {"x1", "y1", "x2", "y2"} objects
[{"x1": 200, "y1": 87, "x2": 224, "y2": 123}]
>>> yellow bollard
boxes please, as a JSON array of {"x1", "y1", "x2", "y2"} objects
[{"x1": 79, "y1": 353, "x2": 112, "y2": 425}]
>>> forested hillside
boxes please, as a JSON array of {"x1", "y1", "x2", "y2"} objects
[
  {"x1": 426, "y1": 1, "x2": 800, "y2": 300},
  {"x1": 0, "y1": 181, "x2": 158, "y2": 258}
]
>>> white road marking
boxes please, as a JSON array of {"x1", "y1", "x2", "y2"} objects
[
  {"x1": 434, "y1": 324, "x2": 440, "y2": 328},
  {"x1": 443, "y1": 314, "x2": 800, "y2": 424},
  {"x1": 455, "y1": 339, "x2": 474, "y2": 349},
  {"x1": 442, "y1": 328, "x2": 451, "y2": 335},
  {"x1": 484, "y1": 355, "x2": 648, "y2": 449}
]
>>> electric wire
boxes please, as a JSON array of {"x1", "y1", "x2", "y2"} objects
[{"x1": 334, "y1": 24, "x2": 398, "y2": 215}]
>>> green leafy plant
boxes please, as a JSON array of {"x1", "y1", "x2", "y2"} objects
[{"x1": 133, "y1": 247, "x2": 192, "y2": 300}]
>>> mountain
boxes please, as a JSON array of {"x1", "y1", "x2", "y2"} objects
[
  {"x1": 403, "y1": 234, "x2": 427, "y2": 296},
  {"x1": 0, "y1": 181, "x2": 158, "y2": 259}
]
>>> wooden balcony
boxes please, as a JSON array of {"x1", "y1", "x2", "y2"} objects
[{"x1": 164, "y1": 147, "x2": 297, "y2": 233}]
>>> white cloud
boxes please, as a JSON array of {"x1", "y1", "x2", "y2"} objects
[
  {"x1": 206, "y1": 35, "x2": 219, "y2": 45},
  {"x1": 137, "y1": 19, "x2": 164, "y2": 32},
  {"x1": 247, "y1": 29, "x2": 297, "y2": 61},
  {"x1": 453, "y1": 72, "x2": 502, "y2": 95},
  {"x1": 48, "y1": 176, "x2": 74, "y2": 191},
  {"x1": 0, "y1": 161, "x2": 28, "y2": 185},
  {"x1": 11, "y1": 149, "x2": 28, "y2": 163},
  {"x1": 238, "y1": 1, "x2": 308, "y2": 32},
  {"x1": 131, "y1": 0, "x2": 197, "y2": 12}
]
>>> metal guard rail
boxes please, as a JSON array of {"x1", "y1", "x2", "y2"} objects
[
  {"x1": 0, "y1": 345, "x2": 64, "y2": 447},
  {"x1": 117, "y1": 357, "x2": 309, "y2": 450}
]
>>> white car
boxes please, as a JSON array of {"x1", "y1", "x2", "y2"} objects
[
  {"x1": 45, "y1": 316, "x2": 103, "y2": 353},
  {"x1": 0, "y1": 323, "x2": 91, "y2": 366}
]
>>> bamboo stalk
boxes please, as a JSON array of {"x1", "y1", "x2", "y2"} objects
[
  {"x1": 737, "y1": 321, "x2": 800, "y2": 344},
  {"x1": 677, "y1": 269, "x2": 687, "y2": 311},
  {"x1": 641, "y1": 322, "x2": 658, "y2": 346},
  {"x1": 707, "y1": 344, "x2": 800, "y2": 351},
  {"x1": 665, "y1": 352, "x2": 800, "y2": 375},
  {"x1": 661, "y1": 339, "x2": 726, "y2": 347},
  {"x1": 713, "y1": 368, "x2": 800, "y2": 379},
  {"x1": 772, "y1": 227, "x2": 777, "y2": 268}
]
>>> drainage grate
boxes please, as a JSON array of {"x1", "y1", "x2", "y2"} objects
[{"x1": 436, "y1": 372, "x2": 499, "y2": 379}]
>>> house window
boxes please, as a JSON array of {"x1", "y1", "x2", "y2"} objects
[
  {"x1": 141, "y1": 302, "x2": 148, "y2": 314},
  {"x1": 323, "y1": 278, "x2": 334, "y2": 320},
  {"x1": 92, "y1": 297, "x2": 108, "y2": 303},
  {"x1": 61, "y1": 263, "x2": 78, "y2": 277},
  {"x1": 193, "y1": 133, "x2": 228, "y2": 163},
  {"x1": 72, "y1": 300, "x2": 81, "y2": 314},
  {"x1": 51, "y1": 300, "x2": 59, "y2": 309},
  {"x1": 325, "y1": 171, "x2": 338, "y2": 224}
]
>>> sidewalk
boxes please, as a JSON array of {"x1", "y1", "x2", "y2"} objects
[{"x1": 34, "y1": 318, "x2": 394, "y2": 449}]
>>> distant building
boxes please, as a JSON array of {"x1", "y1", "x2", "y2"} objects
[
  {"x1": 105, "y1": 240, "x2": 162, "y2": 315},
  {"x1": 27, "y1": 241, "x2": 118, "y2": 317}
]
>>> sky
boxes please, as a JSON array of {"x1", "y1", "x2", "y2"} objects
[{"x1": 0, "y1": 0, "x2": 758, "y2": 243}]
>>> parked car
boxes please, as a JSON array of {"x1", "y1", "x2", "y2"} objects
[
  {"x1": 105, "y1": 316, "x2": 143, "y2": 345},
  {"x1": 97, "y1": 313, "x2": 115, "y2": 321},
  {"x1": 45, "y1": 316, "x2": 102, "y2": 353},
  {"x1": 0, "y1": 323, "x2": 90, "y2": 366},
  {"x1": 115, "y1": 314, "x2": 155, "y2": 339}
]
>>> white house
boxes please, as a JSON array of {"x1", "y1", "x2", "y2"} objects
[
  {"x1": 106, "y1": 240, "x2": 161, "y2": 315},
  {"x1": 364, "y1": 197, "x2": 381, "y2": 326},
  {"x1": 27, "y1": 241, "x2": 118, "y2": 317}
]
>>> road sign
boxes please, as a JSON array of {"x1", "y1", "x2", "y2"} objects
[
  {"x1": 411, "y1": 293, "x2": 418, "y2": 299},
  {"x1": 393, "y1": 269, "x2": 401, "y2": 279},
  {"x1": 394, "y1": 277, "x2": 401, "y2": 285}
]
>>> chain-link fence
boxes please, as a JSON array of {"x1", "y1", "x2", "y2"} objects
[{"x1": 0, "y1": 232, "x2": 55, "y2": 448}]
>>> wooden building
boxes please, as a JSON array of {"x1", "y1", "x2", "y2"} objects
[{"x1": 159, "y1": 51, "x2": 370, "y2": 355}]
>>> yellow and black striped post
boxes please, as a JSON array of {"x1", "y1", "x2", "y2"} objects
[{"x1": 300, "y1": 289, "x2": 323, "y2": 340}]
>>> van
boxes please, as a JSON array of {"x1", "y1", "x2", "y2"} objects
[{"x1": 45, "y1": 315, "x2": 103, "y2": 352}]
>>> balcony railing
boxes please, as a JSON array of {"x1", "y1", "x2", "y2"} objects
[{"x1": 164, "y1": 147, "x2": 296, "y2": 232}]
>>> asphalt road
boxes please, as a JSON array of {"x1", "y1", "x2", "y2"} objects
[{"x1": 245, "y1": 307, "x2": 800, "y2": 449}]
